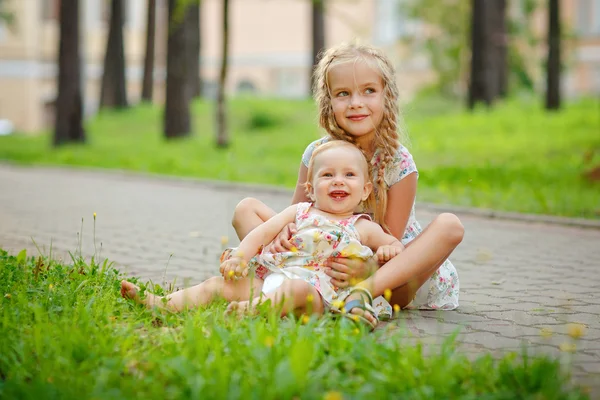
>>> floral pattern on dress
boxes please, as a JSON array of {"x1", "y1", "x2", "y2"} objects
[
  {"x1": 222, "y1": 202, "x2": 374, "y2": 307},
  {"x1": 301, "y1": 137, "x2": 460, "y2": 311}
]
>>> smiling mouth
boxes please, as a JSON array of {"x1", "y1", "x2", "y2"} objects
[
  {"x1": 347, "y1": 115, "x2": 369, "y2": 121},
  {"x1": 329, "y1": 191, "x2": 349, "y2": 200}
]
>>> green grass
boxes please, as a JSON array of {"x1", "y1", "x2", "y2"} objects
[
  {"x1": 0, "y1": 248, "x2": 589, "y2": 399},
  {"x1": 0, "y1": 97, "x2": 598, "y2": 218}
]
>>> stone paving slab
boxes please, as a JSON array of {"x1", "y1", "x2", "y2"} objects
[{"x1": 1, "y1": 164, "x2": 599, "y2": 396}]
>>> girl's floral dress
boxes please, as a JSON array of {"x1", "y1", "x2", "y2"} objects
[
  {"x1": 225, "y1": 202, "x2": 374, "y2": 307},
  {"x1": 302, "y1": 137, "x2": 460, "y2": 313}
]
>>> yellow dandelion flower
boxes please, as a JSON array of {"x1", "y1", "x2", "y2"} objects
[
  {"x1": 306, "y1": 294, "x2": 314, "y2": 303},
  {"x1": 559, "y1": 342, "x2": 577, "y2": 353},
  {"x1": 4, "y1": 293, "x2": 11, "y2": 299},
  {"x1": 228, "y1": 270, "x2": 234, "y2": 277},
  {"x1": 301, "y1": 315, "x2": 310, "y2": 324},
  {"x1": 93, "y1": 212, "x2": 97, "y2": 219},
  {"x1": 291, "y1": 246, "x2": 298, "y2": 253},
  {"x1": 567, "y1": 323, "x2": 586, "y2": 339},
  {"x1": 352, "y1": 315, "x2": 360, "y2": 322},
  {"x1": 264, "y1": 336, "x2": 275, "y2": 348},
  {"x1": 220, "y1": 236, "x2": 228, "y2": 246},
  {"x1": 540, "y1": 327, "x2": 553, "y2": 338},
  {"x1": 349, "y1": 278, "x2": 359, "y2": 286},
  {"x1": 332, "y1": 300, "x2": 345, "y2": 310},
  {"x1": 353, "y1": 328, "x2": 360, "y2": 335},
  {"x1": 48, "y1": 284, "x2": 54, "y2": 291},
  {"x1": 383, "y1": 288, "x2": 392, "y2": 301},
  {"x1": 323, "y1": 391, "x2": 344, "y2": 400},
  {"x1": 393, "y1": 304, "x2": 401, "y2": 313}
]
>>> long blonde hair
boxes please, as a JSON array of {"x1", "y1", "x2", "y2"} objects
[
  {"x1": 304, "y1": 140, "x2": 375, "y2": 212},
  {"x1": 312, "y1": 42, "x2": 402, "y2": 232}
]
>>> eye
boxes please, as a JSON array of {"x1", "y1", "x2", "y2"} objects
[
  {"x1": 365, "y1": 88, "x2": 375, "y2": 94},
  {"x1": 346, "y1": 172, "x2": 356, "y2": 177},
  {"x1": 336, "y1": 91, "x2": 349, "y2": 97},
  {"x1": 321, "y1": 172, "x2": 333, "y2": 177}
]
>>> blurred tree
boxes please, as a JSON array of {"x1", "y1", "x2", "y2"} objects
[
  {"x1": 545, "y1": 0, "x2": 561, "y2": 110},
  {"x1": 100, "y1": 0, "x2": 128, "y2": 109},
  {"x1": 468, "y1": 0, "x2": 506, "y2": 108},
  {"x1": 141, "y1": 0, "x2": 156, "y2": 103},
  {"x1": 164, "y1": 0, "x2": 192, "y2": 138},
  {"x1": 216, "y1": 0, "x2": 230, "y2": 147},
  {"x1": 54, "y1": 0, "x2": 86, "y2": 146},
  {"x1": 0, "y1": 0, "x2": 14, "y2": 24},
  {"x1": 310, "y1": 0, "x2": 325, "y2": 95},
  {"x1": 188, "y1": 2, "x2": 202, "y2": 98}
]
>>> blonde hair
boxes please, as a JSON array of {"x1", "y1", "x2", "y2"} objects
[
  {"x1": 312, "y1": 42, "x2": 403, "y2": 232},
  {"x1": 304, "y1": 140, "x2": 375, "y2": 211}
]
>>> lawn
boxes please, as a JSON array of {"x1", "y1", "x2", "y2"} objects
[
  {"x1": 0, "y1": 97, "x2": 598, "y2": 218},
  {"x1": 0, "y1": 249, "x2": 589, "y2": 399}
]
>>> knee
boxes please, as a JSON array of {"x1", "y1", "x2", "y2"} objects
[
  {"x1": 205, "y1": 276, "x2": 224, "y2": 292},
  {"x1": 283, "y1": 279, "x2": 313, "y2": 298},
  {"x1": 434, "y1": 213, "x2": 464, "y2": 247},
  {"x1": 232, "y1": 197, "x2": 261, "y2": 227}
]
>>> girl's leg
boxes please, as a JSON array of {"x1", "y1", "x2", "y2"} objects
[
  {"x1": 231, "y1": 197, "x2": 277, "y2": 240},
  {"x1": 228, "y1": 279, "x2": 324, "y2": 317},
  {"x1": 360, "y1": 213, "x2": 464, "y2": 308},
  {"x1": 121, "y1": 276, "x2": 263, "y2": 312}
]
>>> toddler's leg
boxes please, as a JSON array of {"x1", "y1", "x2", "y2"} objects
[
  {"x1": 121, "y1": 276, "x2": 263, "y2": 312},
  {"x1": 227, "y1": 279, "x2": 324, "y2": 317},
  {"x1": 231, "y1": 197, "x2": 277, "y2": 240}
]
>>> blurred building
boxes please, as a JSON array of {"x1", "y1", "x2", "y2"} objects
[{"x1": 0, "y1": 0, "x2": 598, "y2": 134}]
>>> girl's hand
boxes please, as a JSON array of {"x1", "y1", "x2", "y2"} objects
[
  {"x1": 325, "y1": 257, "x2": 376, "y2": 289},
  {"x1": 264, "y1": 222, "x2": 298, "y2": 253},
  {"x1": 220, "y1": 257, "x2": 248, "y2": 280},
  {"x1": 376, "y1": 245, "x2": 404, "y2": 264}
]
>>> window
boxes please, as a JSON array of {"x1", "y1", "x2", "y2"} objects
[{"x1": 577, "y1": 0, "x2": 600, "y2": 37}]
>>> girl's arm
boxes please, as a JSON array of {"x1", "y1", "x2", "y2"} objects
[
  {"x1": 357, "y1": 219, "x2": 405, "y2": 252},
  {"x1": 290, "y1": 162, "x2": 310, "y2": 204},
  {"x1": 385, "y1": 172, "x2": 417, "y2": 240},
  {"x1": 236, "y1": 204, "x2": 298, "y2": 262}
]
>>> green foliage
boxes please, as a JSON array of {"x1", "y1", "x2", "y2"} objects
[
  {"x1": 0, "y1": 97, "x2": 598, "y2": 218},
  {"x1": 0, "y1": 248, "x2": 589, "y2": 399}
]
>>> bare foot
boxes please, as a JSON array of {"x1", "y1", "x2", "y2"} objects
[
  {"x1": 120, "y1": 280, "x2": 160, "y2": 308},
  {"x1": 225, "y1": 300, "x2": 258, "y2": 317},
  {"x1": 334, "y1": 290, "x2": 378, "y2": 330}
]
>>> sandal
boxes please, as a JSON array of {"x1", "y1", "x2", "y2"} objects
[{"x1": 330, "y1": 287, "x2": 378, "y2": 331}]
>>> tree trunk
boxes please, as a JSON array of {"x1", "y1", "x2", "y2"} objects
[
  {"x1": 164, "y1": 0, "x2": 191, "y2": 139},
  {"x1": 99, "y1": 0, "x2": 128, "y2": 109},
  {"x1": 545, "y1": 0, "x2": 561, "y2": 110},
  {"x1": 468, "y1": 0, "x2": 503, "y2": 108},
  {"x1": 141, "y1": 0, "x2": 156, "y2": 102},
  {"x1": 53, "y1": 0, "x2": 86, "y2": 146},
  {"x1": 188, "y1": 2, "x2": 202, "y2": 98},
  {"x1": 216, "y1": 0, "x2": 230, "y2": 147},
  {"x1": 310, "y1": 0, "x2": 325, "y2": 95},
  {"x1": 495, "y1": 0, "x2": 508, "y2": 98}
]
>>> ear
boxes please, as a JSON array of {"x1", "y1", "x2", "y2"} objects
[
  {"x1": 362, "y1": 181, "x2": 373, "y2": 201},
  {"x1": 306, "y1": 182, "x2": 316, "y2": 202}
]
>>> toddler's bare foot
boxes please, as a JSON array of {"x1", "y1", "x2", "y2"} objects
[{"x1": 120, "y1": 280, "x2": 161, "y2": 308}]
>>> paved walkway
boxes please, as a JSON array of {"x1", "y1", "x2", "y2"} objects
[{"x1": 1, "y1": 164, "x2": 599, "y2": 395}]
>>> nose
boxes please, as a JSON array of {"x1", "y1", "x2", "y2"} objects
[
  {"x1": 332, "y1": 175, "x2": 344, "y2": 185},
  {"x1": 349, "y1": 93, "x2": 362, "y2": 108}
]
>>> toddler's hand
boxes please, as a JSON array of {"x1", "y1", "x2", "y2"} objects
[
  {"x1": 264, "y1": 222, "x2": 297, "y2": 253},
  {"x1": 220, "y1": 257, "x2": 248, "y2": 280},
  {"x1": 376, "y1": 245, "x2": 403, "y2": 264}
]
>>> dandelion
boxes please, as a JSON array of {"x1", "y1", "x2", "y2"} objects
[
  {"x1": 4, "y1": 293, "x2": 11, "y2": 299},
  {"x1": 48, "y1": 284, "x2": 54, "y2": 291},
  {"x1": 291, "y1": 246, "x2": 298, "y2": 253},
  {"x1": 323, "y1": 391, "x2": 343, "y2": 400},
  {"x1": 264, "y1": 336, "x2": 275, "y2": 348},
  {"x1": 220, "y1": 236, "x2": 228, "y2": 246},
  {"x1": 383, "y1": 288, "x2": 392, "y2": 301},
  {"x1": 228, "y1": 270, "x2": 234, "y2": 278},
  {"x1": 393, "y1": 304, "x2": 401, "y2": 313},
  {"x1": 332, "y1": 300, "x2": 345, "y2": 310},
  {"x1": 352, "y1": 315, "x2": 360, "y2": 322},
  {"x1": 559, "y1": 342, "x2": 577, "y2": 353},
  {"x1": 93, "y1": 212, "x2": 97, "y2": 219},
  {"x1": 301, "y1": 315, "x2": 310, "y2": 324},
  {"x1": 306, "y1": 294, "x2": 314, "y2": 303},
  {"x1": 540, "y1": 327, "x2": 553, "y2": 338},
  {"x1": 353, "y1": 328, "x2": 360, "y2": 335},
  {"x1": 567, "y1": 323, "x2": 586, "y2": 339}
]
